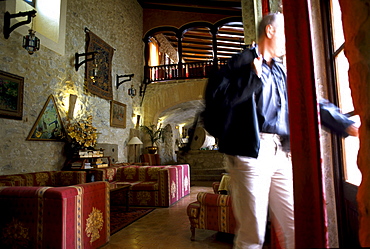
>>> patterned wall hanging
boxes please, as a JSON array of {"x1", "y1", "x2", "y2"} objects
[
  {"x1": 85, "y1": 30, "x2": 114, "y2": 100},
  {"x1": 27, "y1": 94, "x2": 64, "y2": 141}
]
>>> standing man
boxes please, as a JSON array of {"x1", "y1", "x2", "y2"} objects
[{"x1": 215, "y1": 13, "x2": 294, "y2": 248}]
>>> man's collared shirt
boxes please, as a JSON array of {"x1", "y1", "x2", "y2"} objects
[{"x1": 256, "y1": 58, "x2": 289, "y2": 136}]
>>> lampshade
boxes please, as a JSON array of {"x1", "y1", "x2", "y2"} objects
[{"x1": 127, "y1": 136, "x2": 143, "y2": 145}]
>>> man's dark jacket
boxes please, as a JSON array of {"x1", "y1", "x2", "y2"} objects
[
  {"x1": 212, "y1": 48, "x2": 264, "y2": 158},
  {"x1": 205, "y1": 48, "x2": 354, "y2": 158}
]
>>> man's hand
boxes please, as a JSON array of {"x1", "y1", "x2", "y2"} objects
[
  {"x1": 346, "y1": 124, "x2": 359, "y2": 137},
  {"x1": 252, "y1": 55, "x2": 263, "y2": 78}
]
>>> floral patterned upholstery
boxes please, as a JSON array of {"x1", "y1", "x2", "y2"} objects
[
  {"x1": 0, "y1": 171, "x2": 86, "y2": 187},
  {"x1": 0, "y1": 181, "x2": 109, "y2": 249},
  {"x1": 91, "y1": 164, "x2": 190, "y2": 207},
  {"x1": 187, "y1": 191, "x2": 236, "y2": 240}
]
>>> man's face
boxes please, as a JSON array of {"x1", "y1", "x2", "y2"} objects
[{"x1": 272, "y1": 18, "x2": 286, "y2": 57}]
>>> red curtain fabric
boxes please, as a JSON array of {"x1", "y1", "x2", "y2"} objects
[
  {"x1": 282, "y1": 1, "x2": 328, "y2": 248},
  {"x1": 262, "y1": 0, "x2": 270, "y2": 16}
]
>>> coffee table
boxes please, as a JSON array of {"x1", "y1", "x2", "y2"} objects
[{"x1": 110, "y1": 183, "x2": 131, "y2": 211}]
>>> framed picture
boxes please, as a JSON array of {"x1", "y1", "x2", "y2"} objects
[
  {"x1": 0, "y1": 70, "x2": 24, "y2": 120},
  {"x1": 27, "y1": 95, "x2": 64, "y2": 141},
  {"x1": 110, "y1": 100, "x2": 126, "y2": 128}
]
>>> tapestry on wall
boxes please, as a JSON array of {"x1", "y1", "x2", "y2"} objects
[
  {"x1": 86, "y1": 31, "x2": 114, "y2": 100},
  {"x1": 26, "y1": 95, "x2": 64, "y2": 141}
]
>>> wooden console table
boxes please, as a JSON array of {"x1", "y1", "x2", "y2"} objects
[
  {"x1": 63, "y1": 156, "x2": 112, "y2": 170},
  {"x1": 110, "y1": 183, "x2": 131, "y2": 211}
]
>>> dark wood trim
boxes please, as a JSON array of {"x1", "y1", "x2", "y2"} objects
[
  {"x1": 143, "y1": 17, "x2": 244, "y2": 83},
  {"x1": 137, "y1": 0, "x2": 242, "y2": 15}
]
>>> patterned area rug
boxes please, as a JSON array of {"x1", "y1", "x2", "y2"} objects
[{"x1": 110, "y1": 206, "x2": 155, "y2": 235}]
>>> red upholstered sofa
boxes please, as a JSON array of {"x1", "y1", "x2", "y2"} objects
[
  {"x1": 0, "y1": 171, "x2": 86, "y2": 186},
  {"x1": 0, "y1": 171, "x2": 109, "y2": 249},
  {"x1": 91, "y1": 164, "x2": 190, "y2": 207}
]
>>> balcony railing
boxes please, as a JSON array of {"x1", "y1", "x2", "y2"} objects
[{"x1": 146, "y1": 60, "x2": 228, "y2": 83}]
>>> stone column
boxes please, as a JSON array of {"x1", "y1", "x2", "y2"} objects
[
  {"x1": 241, "y1": 0, "x2": 261, "y2": 44},
  {"x1": 338, "y1": 0, "x2": 370, "y2": 246}
]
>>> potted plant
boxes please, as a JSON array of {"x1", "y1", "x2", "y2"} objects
[{"x1": 140, "y1": 124, "x2": 166, "y2": 154}]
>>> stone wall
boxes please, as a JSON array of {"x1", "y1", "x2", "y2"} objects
[
  {"x1": 155, "y1": 34, "x2": 178, "y2": 64},
  {"x1": 0, "y1": 0, "x2": 143, "y2": 174}
]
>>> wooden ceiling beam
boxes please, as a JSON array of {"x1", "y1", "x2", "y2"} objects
[{"x1": 137, "y1": 0, "x2": 242, "y2": 15}]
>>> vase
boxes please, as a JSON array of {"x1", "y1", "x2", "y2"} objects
[{"x1": 147, "y1": 146, "x2": 158, "y2": 154}]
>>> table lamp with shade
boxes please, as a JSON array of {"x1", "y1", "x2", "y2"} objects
[{"x1": 127, "y1": 136, "x2": 143, "y2": 163}]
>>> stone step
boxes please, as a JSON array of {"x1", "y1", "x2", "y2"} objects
[
  {"x1": 191, "y1": 174, "x2": 223, "y2": 181},
  {"x1": 190, "y1": 180, "x2": 215, "y2": 187},
  {"x1": 191, "y1": 168, "x2": 226, "y2": 176},
  {"x1": 190, "y1": 168, "x2": 226, "y2": 181}
]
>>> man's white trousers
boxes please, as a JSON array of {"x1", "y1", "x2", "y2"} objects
[{"x1": 227, "y1": 133, "x2": 295, "y2": 249}]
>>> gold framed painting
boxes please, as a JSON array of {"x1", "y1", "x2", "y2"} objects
[
  {"x1": 110, "y1": 100, "x2": 126, "y2": 128},
  {"x1": 27, "y1": 95, "x2": 64, "y2": 141},
  {"x1": 0, "y1": 70, "x2": 24, "y2": 120}
]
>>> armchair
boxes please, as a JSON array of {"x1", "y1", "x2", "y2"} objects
[
  {"x1": 189, "y1": 181, "x2": 281, "y2": 248},
  {"x1": 187, "y1": 191, "x2": 236, "y2": 241}
]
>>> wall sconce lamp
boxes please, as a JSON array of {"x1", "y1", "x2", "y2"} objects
[
  {"x1": 68, "y1": 94, "x2": 77, "y2": 120},
  {"x1": 116, "y1": 74, "x2": 134, "y2": 89},
  {"x1": 4, "y1": 10, "x2": 40, "y2": 55},
  {"x1": 23, "y1": 28, "x2": 40, "y2": 55},
  {"x1": 3, "y1": 10, "x2": 37, "y2": 39},
  {"x1": 75, "y1": 51, "x2": 98, "y2": 71}
]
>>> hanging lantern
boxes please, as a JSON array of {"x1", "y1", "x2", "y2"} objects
[
  {"x1": 22, "y1": 29, "x2": 40, "y2": 55},
  {"x1": 128, "y1": 85, "x2": 137, "y2": 98}
]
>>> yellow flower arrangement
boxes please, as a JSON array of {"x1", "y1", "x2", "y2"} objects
[{"x1": 64, "y1": 116, "x2": 98, "y2": 148}]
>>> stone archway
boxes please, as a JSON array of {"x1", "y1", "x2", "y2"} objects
[{"x1": 141, "y1": 79, "x2": 207, "y2": 126}]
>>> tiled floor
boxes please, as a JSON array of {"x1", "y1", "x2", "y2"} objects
[{"x1": 101, "y1": 184, "x2": 234, "y2": 249}]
